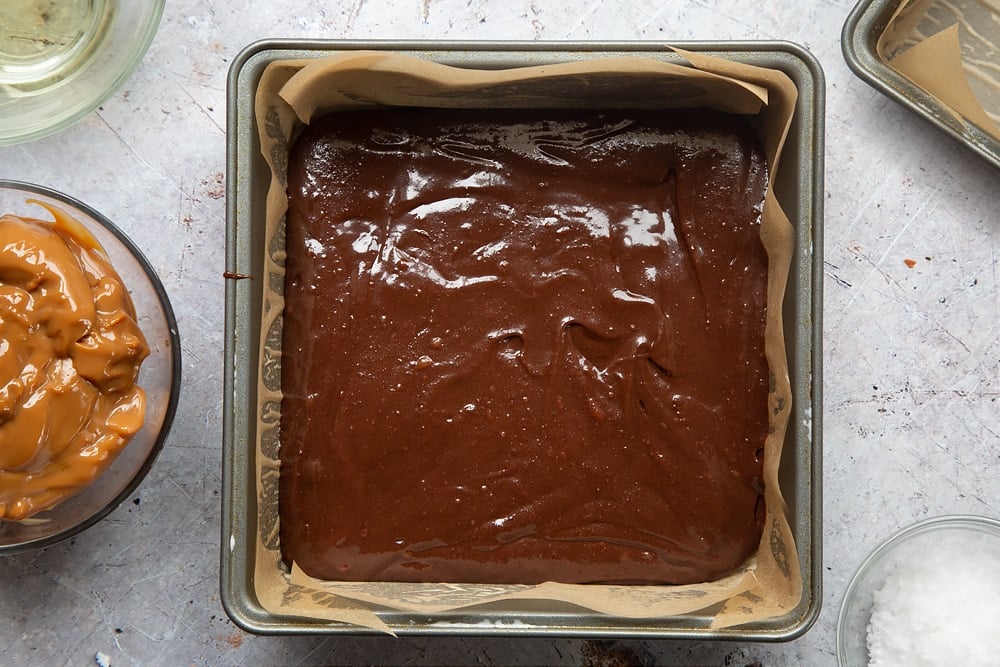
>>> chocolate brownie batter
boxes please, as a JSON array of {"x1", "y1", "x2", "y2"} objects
[{"x1": 280, "y1": 109, "x2": 769, "y2": 585}]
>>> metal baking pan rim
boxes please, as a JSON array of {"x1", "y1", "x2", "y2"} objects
[
  {"x1": 841, "y1": 0, "x2": 1000, "y2": 170},
  {"x1": 223, "y1": 39, "x2": 824, "y2": 639}
]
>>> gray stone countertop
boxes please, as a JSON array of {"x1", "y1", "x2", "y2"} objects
[{"x1": 1, "y1": 0, "x2": 998, "y2": 665}]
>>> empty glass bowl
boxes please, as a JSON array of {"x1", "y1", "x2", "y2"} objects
[{"x1": 0, "y1": 180, "x2": 180, "y2": 553}]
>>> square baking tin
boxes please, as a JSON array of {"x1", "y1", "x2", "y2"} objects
[
  {"x1": 223, "y1": 41, "x2": 824, "y2": 639},
  {"x1": 842, "y1": 0, "x2": 1000, "y2": 170}
]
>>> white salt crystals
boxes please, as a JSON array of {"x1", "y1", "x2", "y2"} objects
[{"x1": 867, "y1": 539, "x2": 1000, "y2": 666}]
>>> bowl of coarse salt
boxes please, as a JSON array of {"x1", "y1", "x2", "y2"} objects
[{"x1": 837, "y1": 514, "x2": 1000, "y2": 666}]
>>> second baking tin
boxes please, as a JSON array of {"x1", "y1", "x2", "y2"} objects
[
  {"x1": 223, "y1": 40, "x2": 824, "y2": 639},
  {"x1": 843, "y1": 0, "x2": 1000, "y2": 170}
]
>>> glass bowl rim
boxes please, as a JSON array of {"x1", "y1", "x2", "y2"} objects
[
  {"x1": 0, "y1": 178, "x2": 182, "y2": 553},
  {"x1": 836, "y1": 513, "x2": 1000, "y2": 665}
]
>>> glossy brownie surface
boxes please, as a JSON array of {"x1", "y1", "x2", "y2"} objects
[{"x1": 280, "y1": 109, "x2": 769, "y2": 584}]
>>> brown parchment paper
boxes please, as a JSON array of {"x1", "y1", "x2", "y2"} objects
[
  {"x1": 252, "y1": 50, "x2": 800, "y2": 633},
  {"x1": 878, "y1": 0, "x2": 1000, "y2": 140}
]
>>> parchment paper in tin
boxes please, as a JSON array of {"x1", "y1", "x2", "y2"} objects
[
  {"x1": 878, "y1": 0, "x2": 1000, "y2": 141},
  {"x1": 252, "y1": 51, "x2": 800, "y2": 633}
]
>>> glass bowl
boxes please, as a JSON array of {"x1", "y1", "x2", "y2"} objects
[
  {"x1": 837, "y1": 514, "x2": 1000, "y2": 666},
  {"x1": 0, "y1": 0, "x2": 165, "y2": 145},
  {"x1": 0, "y1": 180, "x2": 180, "y2": 554}
]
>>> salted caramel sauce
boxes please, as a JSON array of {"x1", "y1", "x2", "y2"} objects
[{"x1": 0, "y1": 201, "x2": 148, "y2": 522}]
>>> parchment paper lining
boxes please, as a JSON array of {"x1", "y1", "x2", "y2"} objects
[
  {"x1": 253, "y1": 50, "x2": 801, "y2": 633},
  {"x1": 878, "y1": 0, "x2": 1000, "y2": 140}
]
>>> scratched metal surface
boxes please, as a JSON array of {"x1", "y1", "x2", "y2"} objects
[{"x1": 0, "y1": 1, "x2": 997, "y2": 665}]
